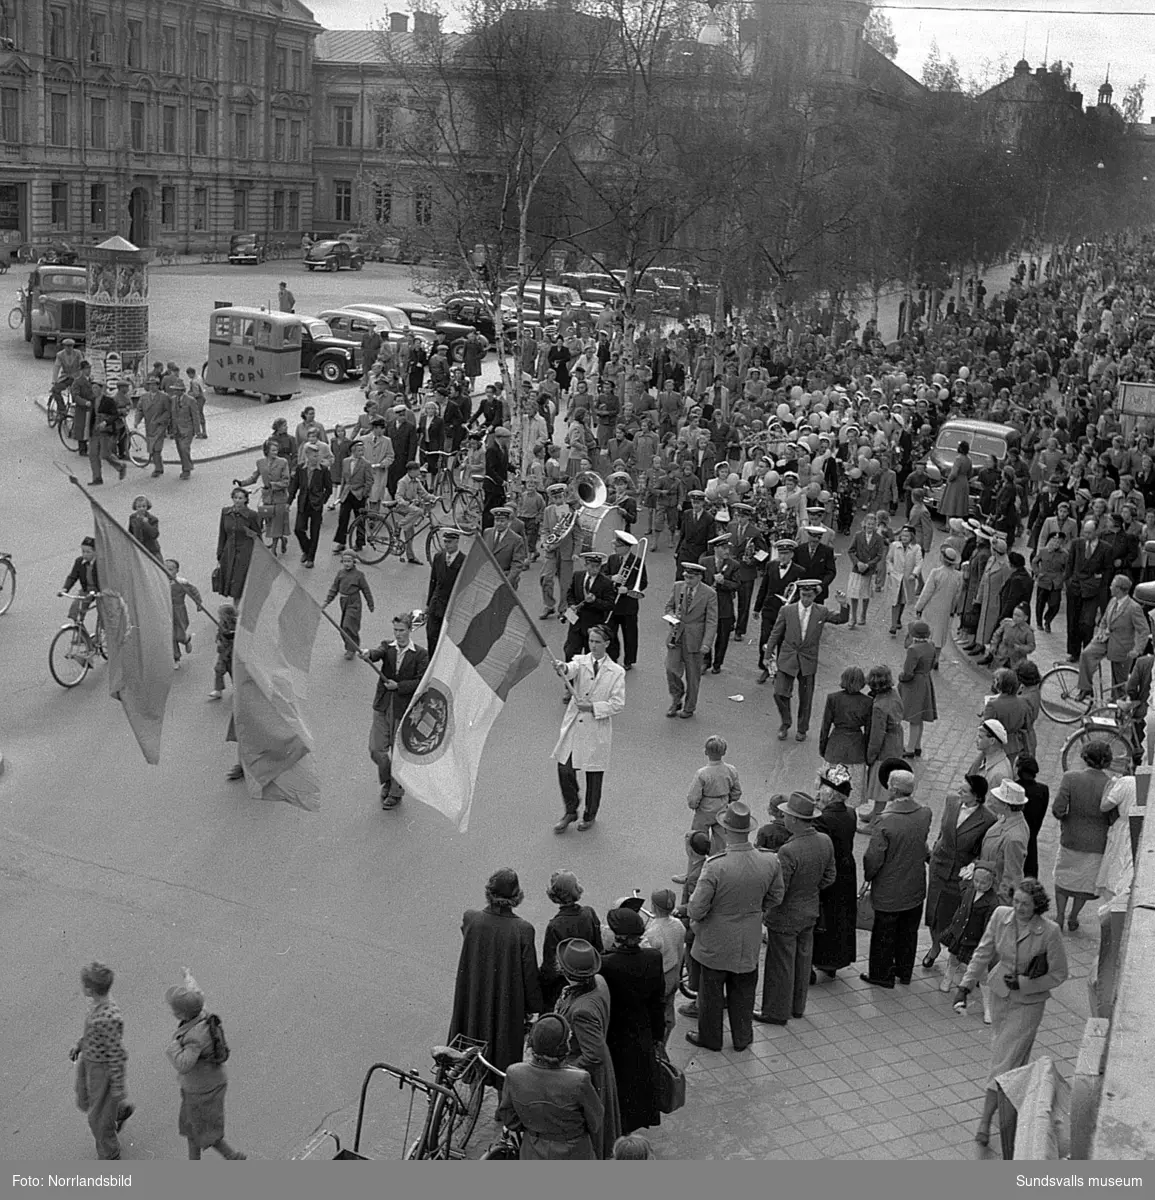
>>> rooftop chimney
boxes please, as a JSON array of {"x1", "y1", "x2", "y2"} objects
[
  {"x1": 412, "y1": 11, "x2": 440, "y2": 36},
  {"x1": 388, "y1": 11, "x2": 409, "y2": 32}
]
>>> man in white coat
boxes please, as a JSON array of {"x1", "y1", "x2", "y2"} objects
[{"x1": 552, "y1": 623, "x2": 626, "y2": 833}]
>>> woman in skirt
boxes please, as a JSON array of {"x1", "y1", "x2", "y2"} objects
[
  {"x1": 845, "y1": 512, "x2": 885, "y2": 629},
  {"x1": 237, "y1": 440, "x2": 291, "y2": 555},
  {"x1": 1050, "y1": 739, "x2": 1114, "y2": 931},
  {"x1": 897, "y1": 620, "x2": 936, "y2": 757}
]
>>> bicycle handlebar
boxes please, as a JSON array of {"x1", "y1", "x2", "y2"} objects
[{"x1": 58, "y1": 590, "x2": 98, "y2": 599}]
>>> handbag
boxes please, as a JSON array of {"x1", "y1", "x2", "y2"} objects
[
  {"x1": 1023, "y1": 951, "x2": 1049, "y2": 980},
  {"x1": 855, "y1": 881, "x2": 875, "y2": 932},
  {"x1": 655, "y1": 1045, "x2": 686, "y2": 1114},
  {"x1": 211, "y1": 565, "x2": 223, "y2": 595}
]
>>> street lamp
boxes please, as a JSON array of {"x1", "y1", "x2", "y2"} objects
[{"x1": 697, "y1": 0, "x2": 725, "y2": 45}]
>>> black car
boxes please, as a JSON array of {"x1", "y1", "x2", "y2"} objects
[
  {"x1": 298, "y1": 316, "x2": 362, "y2": 383},
  {"x1": 438, "y1": 294, "x2": 546, "y2": 349},
  {"x1": 304, "y1": 240, "x2": 365, "y2": 272},
  {"x1": 227, "y1": 233, "x2": 266, "y2": 265},
  {"x1": 395, "y1": 302, "x2": 485, "y2": 351}
]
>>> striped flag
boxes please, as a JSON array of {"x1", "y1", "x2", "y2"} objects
[
  {"x1": 88, "y1": 500, "x2": 174, "y2": 764},
  {"x1": 393, "y1": 538, "x2": 545, "y2": 830},
  {"x1": 232, "y1": 538, "x2": 322, "y2": 811}
]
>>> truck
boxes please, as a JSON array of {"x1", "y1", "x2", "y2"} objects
[{"x1": 25, "y1": 265, "x2": 87, "y2": 359}]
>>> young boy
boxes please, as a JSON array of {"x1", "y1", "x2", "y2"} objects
[
  {"x1": 71, "y1": 961, "x2": 134, "y2": 1160},
  {"x1": 323, "y1": 551, "x2": 375, "y2": 659},
  {"x1": 208, "y1": 602, "x2": 236, "y2": 699},
  {"x1": 673, "y1": 735, "x2": 742, "y2": 884},
  {"x1": 514, "y1": 479, "x2": 546, "y2": 560},
  {"x1": 166, "y1": 558, "x2": 203, "y2": 670}
]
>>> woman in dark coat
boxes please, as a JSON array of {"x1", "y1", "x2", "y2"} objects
[
  {"x1": 862, "y1": 664, "x2": 906, "y2": 823},
  {"x1": 598, "y1": 908, "x2": 665, "y2": 1137},
  {"x1": 448, "y1": 869, "x2": 543, "y2": 1076},
  {"x1": 539, "y1": 871, "x2": 603, "y2": 1013},
  {"x1": 215, "y1": 486, "x2": 263, "y2": 601},
  {"x1": 923, "y1": 774, "x2": 996, "y2": 968},
  {"x1": 812, "y1": 764, "x2": 859, "y2": 978},
  {"x1": 1015, "y1": 755, "x2": 1050, "y2": 880},
  {"x1": 818, "y1": 665, "x2": 873, "y2": 799},
  {"x1": 548, "y1": 338, "x2": 572, "y2": 393},
  {"x1": 897, "y1": 621, "x2": 937, "y2": 757},
  {"x1": 407, "y1": 340, "x2": 428, "y2": 395}
]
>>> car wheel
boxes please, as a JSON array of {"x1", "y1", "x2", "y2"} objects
[
  {"x1": 213, "y1": 386, "x2": 230, "y2": 395},
  {"x1": 328, "y1": 259, "x2": 338, "y2": 272},
  {"x1": 352, "y1": 259, "x2": 363, "y2": 271},
  {"x1": 320, "y1": 360, "x2": 345, "y2": 383},
  {"x1": 305, "y1": 265, "x2": 314, "y2": 271}
]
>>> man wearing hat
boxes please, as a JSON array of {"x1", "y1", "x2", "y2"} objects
[
  {"x1": 481, "y1": 426, "x2": 512, "y2": 529},
  {"x1": 663, "y1": 560, "x2": 718, "y2": 718},
  {"x1": 552, "y1": 624, "x2": 626, "y2": 832},
  {"x1": 539, "y1": 483, "x2": 576, "y2": 618},
  {"x1": 675, "y1": 490, "x2": 715, "y2": 581},
  {"x1": 728, "y1": 501, "x2": 766, "y2": 640},
  {"x1": 861, "y1": 770, "x2": 932, "y2": 988},
  {"x1": 385, "y1": 403, "x2": 418, "y2": 498},
  {"x1": 756, "y1": 793, "x2": 835, "y2": 1025},
  {"x1": 139, "y1": 376, "x2": 171, "y2": 478},
  {"x1": 754, "y1": 539, "x2": 804, "y2": 683},
  {"x1": 979, "y1": 779, "x2": 1030, "y2": 905},
  {"x1": 361, "y1": 416, "x2": 395, "y2": 507},
  {"x1": 765, "y1": 578, "x2": 849, "y2": 741},
  {"x1": 563, "y1": 551, "x2": 616, "y2": 660},
  {"x1": 686, "y1": 801, "x2": 784, "y2": 1052},
  {"x1": 699, "y1": 534, "x2": 740, "y2": 673},
  {"x1": 606, "y1": 529, "x2": 648, "y2": 670},
  {"x1": 483, "y1": 506, "x2": 527, "y2": 589},
  {"x1": 792, "y1": 524, "x2": 836, "y2": 603},
  {"x1": 425, "y1": 527, "x2": 466, "y2": 654}
]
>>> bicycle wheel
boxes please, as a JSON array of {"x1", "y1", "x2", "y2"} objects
[
  {"x1": 1061, "y1": 725, "x2": 1132, "y2": 774},
  {"x1": 435, "y1": 467, "x2": 455, "y2": 513},
  {"x1": 46, "y1": 392, "x2": 64, "y2": 428},
  {"x1": 405, "y1": 1094, "x2": 451, "y2": 1161},
  {"x1": 1038, "y1": 665, "x2": 1084, "y2": 724},
  {"x1": 9, "y1": 304, "x2": 23, "y2": 330},
  {"x1": 452, "y1": 489, "x2": 482, "y2": 529},
  {"x1": 126, "y1": 429, "x2": 148, "y2": 468},
  {"x1": 354, "y1": 512, "x2": 393, "y2": 565},
  {"x1": 678, "y1": 951, "x2": 697, "y2": 1000},
  {"x1": 49, "y1": 625, "x2": 91, "y2": 688},
  {"x1": 425, "y1": 523, "x2": 444, "y2": 563},
  {"x1": 0, "y1": 559, "x2": 14, "y2": 615},
  {"x1": 449, "y1": 1065, "x2": 486, "y2": 1156},
  {"x1": 57, "y1": 409, "x2": 79, "y2": 452}
]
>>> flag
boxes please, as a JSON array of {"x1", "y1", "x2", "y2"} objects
[
  {"x1": 393, "y1": 539, "x2": 545, "y2": 830},
  {"x1": 232, "y1": 538, "x2": 322, "y2": 811},
  {"x1": 88, "y1": 500, "x2": 174, "y2": 764}
]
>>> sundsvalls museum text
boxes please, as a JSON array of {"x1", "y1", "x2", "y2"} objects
[
  {"x1": 1016, "y1": 1177, "x2": 1145, "y2": 1188},
  {"x1": 12, "y1": 1177, "x2": 132, "y2": 1188}
]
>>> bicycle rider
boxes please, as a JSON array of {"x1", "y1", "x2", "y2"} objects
[
  {"x1": 51, "y1": 336, "x2": 83, "y2": 426},
  {"x1": 61, "y1": 535, "x2": 100, "y2": 629},
  {"x1": 394, "y1": 459, "x2": 437, "y2": 564}
]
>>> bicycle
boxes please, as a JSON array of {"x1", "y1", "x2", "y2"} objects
[
  {"x1": 156, "y1": 247, "x2": 178, "y2": 267},
  {"x1": 46, "y1": 381, "x2": 71, "y2": 430},
  {"x1": 49, "y1": 592, "x2": 107, "y2": 688},
  {"x1": 9, "y1": 285, "x2": 27, "y2": 329},
  {"x1": 353, "y1": 501, "x2": 466, "y2": 567},
  {"x1": 1038, "y1": 659, "x2": 1115, "y2": 724},
  {"x1": 1059, "y1": 700, "x2": 1138, "y2": 774},
  {"x1": 449, "y1": 474, "x2": 485, "y2": 529},
  {"x1": 405, "y1": 1035, "x2": 501, "y2": 1159},
  {"x1": 0, "y1": 551, "x2": 15, "y2": 616}
]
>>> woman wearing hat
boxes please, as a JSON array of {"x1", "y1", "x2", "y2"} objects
[
  {"x1": 1050, "y1": 739, "x2": 1115, "y2": 931},
  {"x1": 957, "y1": 527, "x2": 993, "y2": 651},
  {"x1": 553, "y1": 938, "x2": 621, "y2": 1158},
  {"x1": 978, "y1": 779, "x2": 1031, "y2": 906},
  {"x1": 540, "y1": 872, "x2": 603, "y2": 1013},
  {"x1": 862, "y1": 665, "x2": 905, "y2": 819},
  {"x1": 600, "y1": 908, "x2": 665, "y2": 1135},
  {"x1": 913, "y1": 546, "x2": 964, "y2": 668},
  {"x1": 974, "y1": 535, "x2": 1012, "y2": 652},
  {"x1": 494, "y1": 1014, "x2": 604, "y2": 1159},
  {"x1": 812, "y1": 766, "x2": 859, "y2": 979}
]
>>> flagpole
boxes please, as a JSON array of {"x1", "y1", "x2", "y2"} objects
[{"x1": 65, "y1": 470, "x2": 221, "y2": 627}]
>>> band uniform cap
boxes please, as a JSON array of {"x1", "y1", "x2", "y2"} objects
[
  {"x1": 980, "y1": 718, "x2": 1008, "y2": 744},
  {"x1": 556, "y1": 938, "x2": 602, "y2": 978},
  {"x1": 614, "y1": 530, "x2": 639, "y2": 546},
  {"x1": 442, "y1": 528, "x2": 463, "y2": 539},
  {"x1": 547, "y1": 483, "x2": 568, "y2": 494},
  {"x1": 708, "y1": 534, "x2": 730, "y2": 546},
  {"x1": 797, "y1": 578, "x2": 822, "y2": 590},
  {"x1": 718, "y1": 800, "x2": 753, "y2": 833},
  {"x1": 990, "y1": 779, "x2": 1028, "y2": 806},
  {"x1": 775, "y1": 538, "x2": 797, "y2": 551},
  {"x1": 732, "y1": 502, "x2": 753, "y2": 513},
  {"x1": 804, "y1": 525, "x2": 827, "y2": 536},
  {"x1": 581, "y1": 551, "x2": 607, "y2": 563},
  {"x1": 682, "y1": 561, "x2": 707, "y2": 574},
  {"x1": 688, "y1": 489, "x2": 706, "y2": 499},
  {"x1": 777, "y1": 791, "x2": 819, "y2": 820},
  {"x1": 491, "y1": 506, "x2": 513, "y2": 516}
]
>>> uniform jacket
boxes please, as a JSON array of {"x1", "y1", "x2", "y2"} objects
[
  {"x1": 688, "y1": 842, "x2": 785, "y2": 973},
  {"x1": 366, "y1": 639, "x2": 430, "y2": 719},
  {"x1": 792, "y1": 540, "x2": 837, "y2": 599},
  {"x1": 427, "y1": 549, "x2": 465, "y2": 617},
  {"x1": 763, "y1": 828, "x2": 836, "y2": 934},
  {"x1": 862, "y1": 798, "x2": 933, "y2": 913},
  {"x1": 606, "y1": 551, "x2": 648, "y2": 616},
  {"x1": 676, "y1": 508, "x2": 715, "y2": 563},
  {"x1": 698, "y1": 554, "x2": 741, "y2": 622},
  {"x1": 960, "y1": 907, "x2": 1069, "y2": 1003},
  {"x1": 728, "y1": 520, "x2": 767, "y2": 582},
  {"x1": 566, "y1": 570, "x2": 617, "y2": 626},
  {"x1": 483, "y1": 527, "x2": 527, "y2": 584},
  {"x1": 754, "y1": 560, "x2": 804, "y2": 625},
  {"x1": 766, "y1": 599, "x2": 850, "y2": 678},
  {"x1": 663, "y1": 579, "x2": 718, "y2": 655},
  {"x1": 551, "y1": 653, "x2": 626, "y2": 772}
]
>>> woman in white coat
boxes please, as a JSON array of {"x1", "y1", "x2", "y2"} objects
[
  {"x1": 552, "y1": 624, "x2": 627, "y2": 834},
  {"x1": 914, "y1": 545, "x2": 965, "y2": 668},
  {"x1": 884, "y1": 525, "x2": 923, "y2": 635}
]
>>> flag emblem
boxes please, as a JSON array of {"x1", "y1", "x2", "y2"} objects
[{"x1": 399, "y1": 683, "x2": 452, "y2": 760}]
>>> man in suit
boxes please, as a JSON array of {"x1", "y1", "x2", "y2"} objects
[
  {"x1": 551, "y1": 624, "x2": 627, "y2": 833},
  {"x1": 1066, "y1": 518, "x2": 1115, "y2": 660},
  {"x1": 675, "y1": 490, "x2": 715, "y2": 581},
  {"x1": 605, "y1": 529, "x2": 648, "y2": 670},
  {"x1": 425, "y1": 528, "x2": 465, "y2": 655},
  {"x1": 482, "y1": 426, "x2": 512, "y2": 529},
  {"x1": 362, "y1": 612, "x2": 430, "y2": 810},
  {"x1": 333, "y1": 440, "x2": 374, "y2": 553},
  {"x1": 482, "y1": 506, "x2": 527, "y2": 590},
  {"x1": 757, "y1": 792, "x2": 836, "y2": 1025},
  {"x1": 385, "y1": 404, "x2": 418, "y2": 498},
  {"x1": 699, "y1": 535, "x2": 741, "y2": 673},
  {"x1": 539, "y1": 483, "x2": 576, "y2": 617},
  {"x1": 686, "y1": 801, "x2": 784, "y2": 1053},
  {"x1": 663, "y1": 561, "x2": 718, "y2": 719},
  {"x1": 765, "y1": 578, "x2": 849, "y2": 741},
  {"x1": 564, "y1": 551, "x2": 616, "y2": 660},
  {"x1": 1077, "y1": 573, "x2": 1151, "y2": 696},
  {"x1": 792, "y1": 524, "x2": 837, "y2": 603},
  {"x1": 287, "y1": 442, "x2": 333, "y2": 567},
  {"x1": 728, "y1": 502, "x2": 766, "y2": 640},
  {"x1": 756, "y1": 539, "x2": 804, "y2": 683}
]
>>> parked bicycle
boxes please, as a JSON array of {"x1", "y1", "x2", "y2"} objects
[
  {"x1": 50, "y1": 592, "x2": 107, "y2": 688},
  {"x1": 1060, "y1": 699, "x2": 1139, "y2": 774},
  {"x1": 8, "y1": 285, "x2": 27, "y2": 330},
  {"x1": 0, "y1": 551, "x2": 15, "y2": 616},
  {"x1": 1038, "y1": 659, "x2": 1117, "y2": 724}
]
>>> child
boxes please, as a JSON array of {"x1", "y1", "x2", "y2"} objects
[
  {"x1": 208, "y1": 603, "x2": 236, "y2": 699},
  {"x1": 943, "y1": 861, "x2": 999, "y2": 1007},
  {"x1": 983, "y1": 603, "x2": 1035, "y2": 669},
  {"x1": 514, "y1": 479, "x2": 545, "y2": 560},
  {"x1": 524, "y1": 442, "x2": 547, "y2": 495},
  {"x1": 538, "y1": 871, "x2": 602, "y2": 1012},
  {"x1": 874, "y1": 453, "x2": 898, "y2": 515},
  {"x1": 640, "y1": 887, "x2": 686, "y2": 1044},
  {"x1": 323, "y1": 551, "x2": 375, "y2": 659},
  {"x1": 128, "y1": 495, "x2": 161, "y2": 559},
  {"x1": 673, "y1": 735, "x2": 741, "y2": 885},
  {"x1": 166, "y1": 559, "x2": 203, "y2": 670},
  {"x1": 873, "y1": 509, "x2": 894, "y2": 594}
]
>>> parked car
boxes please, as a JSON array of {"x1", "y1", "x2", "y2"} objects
[
  {"x1": 341, "y1": 303, "x2": 435, "y2": 346},
  {"x1": 610, "y1": 270, "x2": 658, "y2": 309},
  {"x1": 500, "y1": 282, "x2": 586, "y2": 325},
  {"x1": 559, "y1": 272, "x2": 620, "y2": 310},
  {"x1": 304, "y1": 240, "x2": 365, "y2": 272},
  {"x1": 227, "y1": 233, "x2": 267, "y2": 265},
  {"x1": 393, "y1": 302, "x2": 489, "y2": 352},
  {"x1": 437, "y1": 292, "x2": 549, "y2": 348},
  {"x1": 924, "y1": 418, "x2": 1021, "y2": 516},
  {"x1": 26, "y1": 265, "x2": 87, "y2": 358},
  {"x1": 297, "y1": 316, "x2": 362, "y2": 383}
]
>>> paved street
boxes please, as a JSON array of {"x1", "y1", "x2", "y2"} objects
[{"x1": 1, "y1": 255, "x2": 1091, "y2": 1164}]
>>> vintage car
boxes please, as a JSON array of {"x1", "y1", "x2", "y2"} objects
[
  {"x1": 26, "y1": 265, "x2": 87, "y2": 358},
  {"x1": 227, "y1": 233, "x2": 267, "y2": 265},
  {"x1": 297, "y1": 315, "x2": 362, "y2": 382},
  {"x1": 924, "y1": 418, "x2": 1022, "y2": 516},
  {"x1": 303, "y1": 240, "x2": 365, "y2": 272},
  {"x1": 337, "y1": 303, "x2": 429, "y2": 345}
]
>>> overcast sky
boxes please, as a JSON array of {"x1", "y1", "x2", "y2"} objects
[{"x1": 305, "y1": 0, "x2": 1153, "y2": 120}]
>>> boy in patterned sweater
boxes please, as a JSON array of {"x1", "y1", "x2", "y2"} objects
[{"x1": 71, "y1": 961, "x2": 134, "y2": 1159}]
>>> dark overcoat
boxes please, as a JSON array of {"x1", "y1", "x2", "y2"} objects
[
  {"x1": 812, "y1": 801, "x2": 858, "y2": 972},
  {"x1": 215, "y1": 505, "x2": 263, "y2": 600},
  {"x1": 924, "y1": 795, "x2": 997, "y2": 935},
  {"x1": 555, "y1": 977, "x2": 621, "y2": 1159},
  {"x1": 598, "y1": 945, "x2": 665, "y2": 1136}
]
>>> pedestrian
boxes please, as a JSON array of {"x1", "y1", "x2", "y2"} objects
[
  {"x1": 939, "y1": 439, "x2": 973, "y2": 518},
  {"x1": 818, "y1": 665, "x2": 872, "y2": 800},
  {"x1": 754, "y1": 538, "x2": 804, "y2": 681},
  {"x1": 424, "y1": 527, "x2": 465, "y2": 655},
  {"x1": 811, "y1": 765, "x2": 859, "y2": 980},
  {"x1": 140, "y1": 378, "x2": 171, "y2": 478},
  {"x1": 185, "y1": 367, "x2": 208, "y2": 438},
  {"x1": 128, "y1": 494, "x2": 161, "y2": 559},
  {"x1": 481, "y1": 426, "x2": 512, "y2": 528},
  {"x1": 207, "y1": 602, "x2": 236, "y2": 701},
  {"x1": 860, "y1": 664, "x2": 905, "y2": 825},
  {"x1": 553, "y1": 938, "x2": 621, "y2": 1159},
  {"x1": 955, "y1": 879, "x2": 1069, "y2": 1149},
  {"x1": 1076, "y1": 573, "x2": 1149, "y2": 698},
  {"x1": 662, "y1": 560, "x2": 717, "y2": 719},
  {"x1": 936, "y1": 860, "x2": 999, "y2": 995},
  {"x1": 164, "y1": 969, "x2": 246, "y2": 1160},
  {"x1": 1016, "y1": 754, "x2": 1050, "y2": 879},
  {"x1": 238, "y1": 441, "x2": 292, "y2": 555},
  {"x1": 288, "y1": 442, "x2": 333, "y2": 567},
  {"x1": 982, "y1": 604, "x2": 1035, "y2": 670},
  {"x1": 699, "y1": 533, "x2": 740, "y2": 672},
  {"x1": 765, "y1": 578, "x2": 850, "y2": 742},
  {"x1": 552, "y1": 624, "x2": 626, "y2": 833},
  {"x1": 330, "y1": 440, "x2": 372, "y2": 554},
  {"x1": 214, "y1": 486, "x2": 263, "y2": 601},
  {"x1": 70, "y1": 961, "x2": 134, "y2": 1160},
  {"x1": 362, "y1": 612, "x2": 430, "y2": 810},
  {"x1": 922, "y1": 775, "x2": 996, "y2": 971},
  {"x1": 673, "y1": 734, "x2": 741, "y2": 884},
  {"x1": 846, "y1": 512, "x2": 885, "y2": 629},
  {"x1": 640, "y1": 888, "x2": 685, "y2": 1044},
  {"x1": 540, "y1": 872, "x2": 603, "y2": 1013},
  {"x1": 494, "y1": 1014, "x2": 603, "y2": 1160},
  {"x1": 1051, "y1": 739, "x2": 1114, "y2": 931},
  {"x1": 605, "y1": 529, "x2": 648, "y2": 670},
  {"x1": 166, "y1": 559, "x2": 203, "y2": 670},
  {"x1": 897, "y1": 620, "x2": 936, "y2": 757},
  {"x1": 88, "y1": 381, "x2": 130, "y2": 485},
  {"x1": 277, "y1": 281, "x2": 295, "y2": 313},
  {"x1": 884, "y1": 525, "x2": 922, "y2": 635},
  {"x1": 978, "y1": 779, "x2": 1032, "y2": 905},
  {"x1": 323, "y1": 551, "x2": 375, "y2": 659},
  {"x1": 684, "y1": 801, "x2": 785, "y2": 1054},
  {"x1": 860, "y1": 769, "x2": 932, "y2": 989},
  {"x1": 969, "y1": 718, "x2": 1013, "y2": 790},
  {"x1": 756, "y1": 792, "x2": 836, "y2": 1026},
  {"x1": 981, "y1": 667, "x2": 1032, "y2": 762}
]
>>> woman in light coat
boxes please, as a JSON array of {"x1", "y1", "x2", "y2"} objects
[
  {"x1": 914, "y1": 546, "x2": 964, "y2": 667},
  {"x1": 975, "y1": 536, "x2": 1012, "y2": 649},
  {"x1": 237, "y1": 440, "x2": 291, "y2": 554},
  {"x1": 884, "y1": 525, "x2": 923, "y2": 635}
]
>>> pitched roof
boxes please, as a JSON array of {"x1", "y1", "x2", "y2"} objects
[{"x1": 315, "y1": 29, "x2": 464, "y2": 64}]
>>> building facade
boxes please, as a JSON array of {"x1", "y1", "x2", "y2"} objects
[{"x1": 0, "y1": 0, "x2": 319, "y2": 254}]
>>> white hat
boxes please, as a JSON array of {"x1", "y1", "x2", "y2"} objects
[
  {"x1": 990, "y1": 779, "x2": 1028, "y2": 807},
  {"x1": 613, "y1": 530, "x2": 639, "y2": 546},
  {"x1": 980, "y1": 719, "x2": 1007, "y2": 744}
]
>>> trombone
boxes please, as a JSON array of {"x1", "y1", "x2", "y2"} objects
[{"x1": 614, "y1": 535, "x2": 649, "y2": 599}]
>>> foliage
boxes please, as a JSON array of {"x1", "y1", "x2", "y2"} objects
[
  {"x1": 921, "y1": 39, "x2": 963, "y2": 93},
  {"x1": 863, "y1": 5, "x2": 898, "y2": 60},
  {"x1": 1121, "y1": 78, "x2": 1147, "y2": 126}
]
